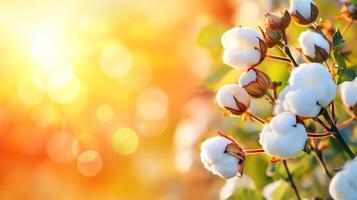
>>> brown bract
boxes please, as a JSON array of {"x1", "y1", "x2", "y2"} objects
[
  {"x1": 340, "y1": 4, "x2": 357, "y2": 20},
  {"x1": 243, "y1": 69, "x2": 271, "y2": 98},
  {"x1": 223, "y1": 95, "x2": 249, "y2": 116},
  {"x1": 291, "y1": 3, "x2": 319, "y2": 25},
  {"x1": 265, "y1": 10, "x2": 291, "y2": 30},
  {"x1": 225, "y1": 142, "x2": 245, "y2": 177}
]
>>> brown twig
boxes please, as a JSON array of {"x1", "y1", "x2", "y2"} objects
[{"x1": 283, "y1": 160, "x2": 301, "y2": 200}]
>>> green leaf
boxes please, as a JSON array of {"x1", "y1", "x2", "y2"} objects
[
  {"x1": 351, "y1": 0, "x2": 357, "y2": 8},
  {"x1": 332, "y1": 29, "x2": 347, "y2": 84},
  {"x1": 228, "y1": 188, "x2": 264, "y2": 200},
  {"x1": 203, "y1": 65, "x2": 231, "y2": 89},
  {"x1": 334, "y1": 51, "x2": 347, "y2": 84},
  {"x1": 332, "y1": 29, "x2": 345, "y2": 50}
]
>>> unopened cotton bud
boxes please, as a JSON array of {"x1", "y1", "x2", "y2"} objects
[
  {"x1": 259, "y1": 112, "x2": 307, "y2": 159},
  {"x1": 298, "y1": 30, "x2": 330, "y2": 62},
  {"x1": 340, "y1": 1, "x2": 357, "y2": 20},
  {"x1": 200, "y1": 136, "x2": 245, "y2": 179},
  {"x1": 278, "y1": 63, "x2": 336, "y2": 117},
  {"x1": 290, "y1": 0, "x2": 319, "y2": 25},
  {"x1": 329, "y1": 158, "x2": 357, "y2": 200},
  {"x1": 339, "y1": 77, "x2": 357, "y2": 115},
  {"x1": 261, "y1": 28, "x2": 282, "y2": 48},
  {"x1": 238, "y1": 69, "x2": 271, "y2": 98},
  {"x1": 216, "y1": 84, "x2": 251, "y2": 116},
  {"x1": 222, "y1": 27, "x2": 267, "y2": 69},
  {"x1": 265, "y1": 10, "x2": 291, "y2": 30}
]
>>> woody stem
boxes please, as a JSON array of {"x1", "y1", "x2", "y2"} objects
[
  {"x1": 283, "y1": 160, "x2": 301, "y2": 200},
  {"x1": 307, "y1": 132, "x2": 332, "y2": 138},
  {"x1": 313, "y1": 149, "x2": 333, "y2": 179},
  {"x1": 265, "y1": 91, "x2": 276, "y2": 104},
  {"x1": 322, "y1": 110, "x2": 355, "y2": 159},
  {"x1": 243, "y1": 149, "x2": 265, "y2": 155},
  {"x1": 246, "y1": 112, "x2": 267, "y2": 124},
  {"x1": 280, "y1": 30, "x2": 298, "y2": 67},
  {"x1": 338, "y1": 116, "x2": 356, "y2": 129},
  {"x1": 266, "y1": 54, "x2": 292, "y2": 64},
  {"x1": 282, "y1": 45, "x2": 298, "y2": 67}
]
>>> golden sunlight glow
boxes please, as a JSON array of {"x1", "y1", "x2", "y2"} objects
[
  {"x1": 136, "y1": 115, "x2": 168, "y2": 137},
  {"x1": 100, "y1": 44, "x2": 133, "y2": 78},
  {"x1": 30, "y1": 22, "x2": 64, "y2": 65},
  {"x1": 117, "y1": 57, "x2": 152, "y2": 92},
  {"x1": 72, "y1": 134, "x2": 100, "y2": 157},
  {"x1": 112, "y1": 128, "x2": 139, "y2": 155},
  {"x1": 17, "y1": 77, "x2": 45, "y2": 105},
  {"x1": 96, "y1": 104, "x2": 114, "y2": 122},
  {"x1": 136, "y1": 87, "x2": 169, "y2": 120},
  {"x1": 77, "y1": 150, "x2": 103, "y2": 177},
  {"x1": 47, "y1": 76, "x2": 81, "y2": 104},
  {"x1": 46, "y1": 131, "x2": 75, "y2": 164}
]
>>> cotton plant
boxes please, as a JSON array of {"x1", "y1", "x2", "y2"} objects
[{"x1": 199, "y1": 0, "x2": 357, "y2": 199}]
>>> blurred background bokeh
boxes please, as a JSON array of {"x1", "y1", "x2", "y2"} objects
[{"x1": 0, "y1": 0, "x2": 356, "y2": 199}]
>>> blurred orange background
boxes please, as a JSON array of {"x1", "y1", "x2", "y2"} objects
[{"x1": 0, "y1": 0, "x2": 276, "y2": 199}]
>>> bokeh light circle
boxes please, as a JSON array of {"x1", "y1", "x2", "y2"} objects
[
  {"x1": 77, "y1": 150, "x2": 103, "y2": 177},
  {"x1": 47, "y1": 76, "x2": 81, "y2": 104},
  {"x1": 72, "y1": 134, "x2": 100, "y2": 157},
  {"x1": 112, "y1": 128, "x2": 139, "y2": 155},
  {"x1": 117, "y1": 57, "x2": 152, "y2": 92},
  {"x1": 96, "y1": 104, "x2": 114, "y2": 122},
  {"x1": 136, "y1": 87, "x2": 169, "y2": 120},
  {"x1": 18, "y1": 77, "x2": 45, "y2": 105},
  {"x1": 100, "y1": 44, "x2": 132, "y2": 78}
]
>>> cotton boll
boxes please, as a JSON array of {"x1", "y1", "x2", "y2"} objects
[
  {"x1": 259, "y1": 112, "x2": 307, "y2": 158},
  {"x1": 221, "y1": 27, "x2": 266, "y2": 69},
  {"x1": 288, "y1": 63, "x2": 336, "y2": 108},
  {"x1": 298, "y1": 30, "x2": 330, "y2": 62},
  {"x1": 200, "y1": 136, "x2": 244, "y2": 179},
  {"x1": 216, "y1": 84, "x2": 251, "y2": 115},
  {"x1": 284, "y1": 87, "x2": 321, "y2": 117},
  {"x1": 223, "y1": 49, "x2": 262, "y2": 69},
  {"x1": 239, "y1": 69, "x2": 271, "y2": 98},
  {"x1": 270, "y1": 112, "x2": 297, "y2": 134},
  {"x1": 290, "y1": 0, "x2": 318, "y2": 25},
  {"x1": 329, "y1": 158, "x2": 357, "y2": 200},
  {"x1": 339, "y1": 77, "x2": 357, "y2": 109},
  {"x1": 221, "y1": 27, "x2": 264, "y2": 49}
]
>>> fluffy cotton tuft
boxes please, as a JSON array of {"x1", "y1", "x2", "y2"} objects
[
  {"x1": 216, "y1": 84, "x2": 250, "y2": 113},
  {"x1": 275, "y1": 63, "x2": 336, "y2": 117},
  {"x1": 200, "y1": 136, "x2": 241, "y2": 179},
  {"x1": 290, "y1": 0, "x2": 315, "y2": 19},
  {"x1": 339, "y1": 77, "x2": 357, "y2": 108},
  {"x1": 298, "y1": 30, "x2": 330, "y2": 60},
  {"x1": 259, "y1": 112, "x2": 307, "y2": 158},
  {"x1": 284, "y1": 87, "x2": 321, "y2": 117},
  {"x1": 239, "y1": 70, "x2": 257, "y2": 87},
  {"x1": 222, "y1": 27, "x2": 265, "y2": 69},
  {"x1": 274, "y1": 86, "x2": 291, "y2": 114},
  {"x1": 329, "y1": 158, "x2": 357, "y2": 200}
]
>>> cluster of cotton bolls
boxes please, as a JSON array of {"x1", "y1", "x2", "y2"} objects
[{"x1": 199, "y1": 0, "x2": 357, "y2": 199}]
